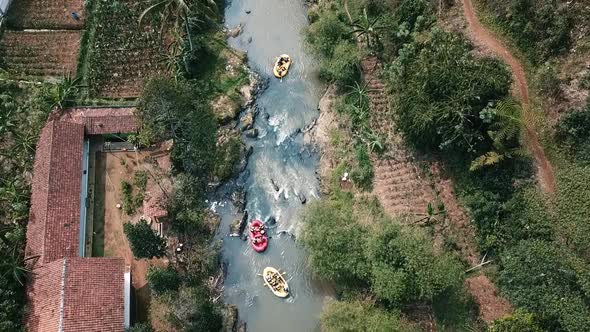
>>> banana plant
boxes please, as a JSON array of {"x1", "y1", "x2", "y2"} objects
[{"x1": 349, "y1": 8, "x2": 387, "y2": 49}]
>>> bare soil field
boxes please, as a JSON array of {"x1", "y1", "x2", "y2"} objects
[
  {"x1": 87, "y1": 0, "x2": 167, "y2": 98},
  {"x1": 0, "y1": 30, "x2": 82, "y2": 77},
  {"x1": 6, "y1": 0, "x2": 85, "y2": 29},
  {"x1": 93, "y1": 150, "x2": 171, "y2": 323}
]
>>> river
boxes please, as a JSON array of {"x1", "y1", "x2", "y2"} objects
[{"x1": 213, "y1": 0, "x2": 330, "y2": 331}]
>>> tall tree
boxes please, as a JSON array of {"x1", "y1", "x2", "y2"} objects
[{"x1": 139, "y1": 0, "x2": 218, "y2": 50}]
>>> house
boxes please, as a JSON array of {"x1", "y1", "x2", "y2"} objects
[{"x1": 24, "y1": 110, "x2": 139, "y2": 331}]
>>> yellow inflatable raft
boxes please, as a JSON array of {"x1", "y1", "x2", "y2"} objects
[
  {"x1": 262, "y1": 266, "x2": 289, "y2": 298},
  {"x1": 273, "y1": 54, "x2": 291, "y2": 79}
]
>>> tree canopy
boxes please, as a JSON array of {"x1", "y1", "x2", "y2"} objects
[
  {"x1": 123, "y1": 219, "x2": 167, "y2": 259},
  {"x1": 301, "y1": 198, "x2": 370, "y2": 284},
  {"x1": 147, "y1": 266, "x2": 181, "y2": 295},
  {"x1": 499, "y1": 240, "x2": 590, "y2": 331},
  {"x1": 321, "y1": 300, "x2": 417, "y2": 332},
  {"x1": 387, "y1": 27, "x2": 512, "y2": 155},
  {"x1": 367, "y1": 222, "x2": 464, "y2": 304},
  {"x1": 302, "y1": 197, "x2": 464, "y2": 305},
  {"x1": 136, "y1": 77, "x2": 217, "y2": 178}
]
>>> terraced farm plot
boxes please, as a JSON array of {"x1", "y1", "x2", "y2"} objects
[
  {"x1": 0, "y1": 30, "x2": 82, "y2": 78},
  {"x1": 6, "y1": 0, "x2": 84, "y2": 29},
  {"x1": 87, "y1": 0, "x2": 167, "y2": 98}
]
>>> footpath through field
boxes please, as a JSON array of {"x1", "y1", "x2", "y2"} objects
[{"x1": 461, "y1": 0, "x2": 556, "y2": 194}]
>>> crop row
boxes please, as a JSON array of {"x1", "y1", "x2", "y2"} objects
[
  {"x1": 87, "y1": 0, "x2": 166, "y2": 98},
  {"x1": 0, "y1": 31, "x2": 81, "y2": 77},
  {"x1": 6, "y1": 0, "x2": 85, "y2": 29}
]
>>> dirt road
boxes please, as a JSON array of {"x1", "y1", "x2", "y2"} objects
[{"x1": 462, "y1": 0, "x2": 556, "y2": 194}]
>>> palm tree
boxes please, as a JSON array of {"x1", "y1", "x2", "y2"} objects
[
  {"x1": 0, "y1": 246, "x2": 37, "y2": 286},
  {"x1": 138, "y1": 0, "x2": 218, "y2": 51},
  {"x1": 346, "y1": 82, "x2": 369, "y2": 109},
  {"x1": 349, "y1": 8, "x2": 386, "y2": 49},
  {"x1": 470, "y1": 99, "x2": 527, "y2": 171},
  {"x1": 50, "y1": 73, "x2": 84, "y2": 110}
]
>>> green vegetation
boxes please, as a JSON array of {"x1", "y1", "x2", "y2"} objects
[
  {"x1": 305, "y1": 10, "x2": 360, "y2": 87},
  {"x1": 478, "y1": 0, "x2": 574, "y2": 63},
  {"x1": 147, "y1": 265, "x2": 181, "y2": 295},
  {"x1": 388, "y1": 27, "x2": 512, "y2": 155},
  {"x1": 0, "y1": 80, "x2": 60, "y2": 331},
  {"x1": 487, "y1": 310, "x2": 544, "y2": 332},
  {"x1": 555, "y1": 104, "x2": 590, "y2": 163},
  {"x1": 302, "y1": 187, "x2": 469, "y2": 327},
  {"x1": 137, "y1": 77, "x2": 217, "y2": 178},
  {"x1": 120, "y1": 171, "x2": 148, "y2": 215},
  {"x1": 123, "y1": 219, "x2": 167, "y2": 259},
  {"x1": 305, "y1": 0, "x2": 590, "y2": 331},
  {"x1": 499, "y1": 240, "x2": 590, "y2": 331},
  {"x1": 121, "y1": 180, "x2": 141, "y2": 215},
  {"x1": 321, "y1": 300, "x2": 417, "y2": 332},
  {"x1": 368, "y1": 222, "x2": 463, "y2": 304},
  {"x1": 126, "y1": 323, "x2": 155, "y2": 332},
  {"x1": 134, "y1": 170, "x2": 149, "y2": 191},
  {"x1": 302, "y1": 196, "x2": 464, "y2": 304},
  {"x1": 305, "y1": 5, "x2": 385, "y2": 190}
]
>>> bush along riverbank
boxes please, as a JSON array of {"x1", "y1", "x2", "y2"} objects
[
  {"x1": 304, "y1": 0, "x2": 590, "y2": 331},
  {"x1": 303, "y1": 1, "x2": 480, "y2": 330},
  {"x1": 122, "y1": 4, "x2": 259, "y2": 332}
]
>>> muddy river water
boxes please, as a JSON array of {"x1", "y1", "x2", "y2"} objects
[{"x1": 213, "y1": 0, "x2": 331, "y2": 331}]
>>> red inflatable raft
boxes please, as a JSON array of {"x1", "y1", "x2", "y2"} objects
[{"x1": 249, "y1": 220, "x2": 268, "y2": 252}]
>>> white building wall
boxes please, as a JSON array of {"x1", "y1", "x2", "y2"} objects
[
  {"x1": 0, "y1": 0, "x2": 11, "y2": 17},
  {"x1": 124, "y1": 268, "x2": 131, "y2": 328}
]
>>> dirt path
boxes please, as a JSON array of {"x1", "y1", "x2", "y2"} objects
[{"x1": 461, "y1": 0, "x2": 556, "y2": 194}]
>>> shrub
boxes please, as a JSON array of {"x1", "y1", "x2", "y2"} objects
[
  {"x1": 480, "y1": 0, "x2": 574, "y2": 63},
  {"x1": 536, "y1": 63, "x2": 562, "y2": 99},
  {"x1": 499, "y1": 240, "x2": 590, "y2": 332},
  {"x1": 126, "y1": 323, "x2": 154, "y2": 332},
  {"x1": 123, "y1": 219, "x2": 167, "y2": 259},
  {"x1": 555, "y1": 165, "x2": 590, "y2": 259},
  {"x1": 388, "y1": 27, "x2": 512, "y2": 155},
  {"x1": 555, "y1": 107, "x2": 590, "y2": 162},
  {"x1": 133, "y1": 170, "x2": 148, "y2": 191},
  {"x1": 351, "y1": 145, "x2": 374, "y2": 191},
  {"x1": 147, "y1": 266, "x2": 181, "y2": 295},
  {"x1": 321, "y1": 300, "x2": 417, "y2": 332},
  {"x1": 487, "y1": 310, "x2": 544, "y2": 332},
  {"x1": 319, "y1": 41, "x2": 360, "y2": 87},
  {"x1": 121, "y1": 181, "x2": 136, "y2": 215},
  {"x1": 367, "y1": 222, "x2": 464, "y2": 304},
  {"x1": 167, "y1": 286, "x2": 222, "y2": 332},
  {"x1": 305, "y1": 11, "x2": 349, "y2": 59},
  {"x1": 301, "y1": 198, "x2": 370, "y2": 284}
]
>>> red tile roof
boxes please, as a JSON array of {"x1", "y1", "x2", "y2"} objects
[
  {"x1": 61, "y1": 107, "x2": 138, "y2": 135},
  {"x1": 26, "y1": 120, "x2": 85, "y2": 265},
  {"x1": 25, "y1": 258, "x2": 126, "y2": 332},
  {"x1": 23, "y1": 259, "x2": 63, "y2": 332}
]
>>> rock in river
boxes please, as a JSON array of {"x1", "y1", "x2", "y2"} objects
[
  {"x1": 270, "y1": 178, "x2": 279, "y2": 191},
  {"x1": 227, "y1": 23, "x2": 243, "y2": 38},
  {"x1": 298, "y1": 192, "x2": 307, "y2": 204},
  {"x1": 240, "y1": 110, "x2": 255, "y2": 130},
  {"x1": 245, "y1": 128, "x2": 259, "y2": 138}
]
